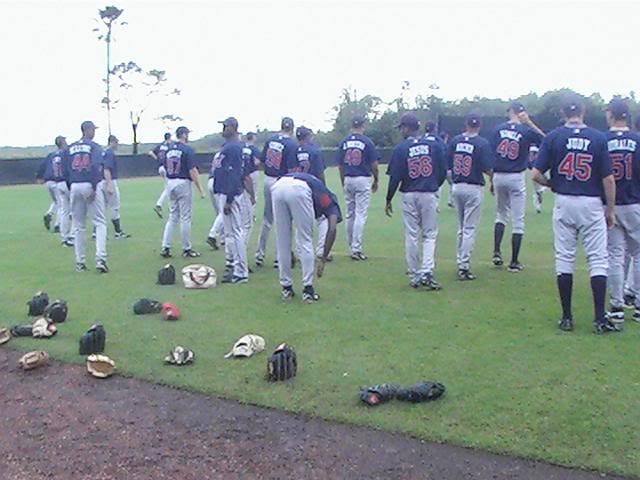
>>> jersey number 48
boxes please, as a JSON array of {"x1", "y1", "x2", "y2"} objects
[{"x1": 558, "y1": 152, "x2": 592, "y2": 181}]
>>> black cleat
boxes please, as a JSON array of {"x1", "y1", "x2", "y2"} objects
[
  {"x1": 96, "y1": 260, "x2": 109, "y2": 274},
  {"x1": 255, "y1": 255, "x2": 264, "y2": 267},
  {"x1": 351, "y1": 252, "x2": 368, "y2": 261},
  {"x1": 457, "y1": 269, "x2": 476, "y2": 281},
  {"x1": 75, "y1": 262, "x2": 88, "y2": 273},
  {"x1": 114, "y1": 231, "x2": 131, "y2": 239},
  {"x1": 273, "y1": 259, "x2": 279, "y2": 269},
  {"x1": 153, "y1": 205, "x2": 163, "y2": 218},
  {"x1": 281, "y1": 286, "x2": 295, "y2": 302},
  {"x1": 558, "y1": 317, "x2": 574, "y2": 331},
  {"x1": 421, "y1": 273, "x2": 442, "y2": 291},
  {"x1": 183, "y1": 249, "x2": 201, "y2": 258},
  {"x1": 160, "y1": 247, "x2": 172, "y2": 258},
  {"x1": 62, "y1": 239, "x2": 74, "y2": 247},
  {"x1": 53, "y1": 225, "x2": 60, "y2": 234},
  {"x1": 492, "y1": 252, "x2": 503, "y2": 267},
  {"x1": 206, "y1": 236, "x2": 219, "y2": 250},
  {"x1": 43, "y1": 214, "x2": 52, "y2": 231},
  {"x1": 593, "y1": 319, "x2": 622, "y2": 335},
  {"x1": 607, "y1": 307, "x2": 625, "y2": 325},
  {"x1": 507, "y1": 262, "x2": 524, "y2": 273},
  {"x1": 303, "y1": 286, "x2": 320, "y2": 303},
  {"x1": 624, "y1": 293, "x2": 636, "y2": 309}
]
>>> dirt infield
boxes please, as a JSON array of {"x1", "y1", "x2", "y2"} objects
[{"x1": 0, "y1": 348, "x2": 628, "y2": 480}]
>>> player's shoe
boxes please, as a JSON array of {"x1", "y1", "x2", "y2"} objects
[
  {"x1": 558, "y1": 317, "x2": 574, "y2": 331},
  {"x1": 115, "y1": 231, "x2": 131, "y2": 239},
  {"x1": 624, "y1": 293, "x2": 636, "y2": 309},
  {"x1": 153, "y1": 205, "x2": 163, "y2": 218},
  {"x1": 593, "y1": 319, "x2": 622, "y2": 335},
  {"x1": 302, "y1": 286, "x2": 320, "y2": 303},
  {"x1": 206, "y1": 236, "x2": 219, "y2": 250},
  {"x1": 291, "y1": 253, "x2": 297, "y2": 269},
  {"x1": 160, "y1": 247, "x2": 172, "y2": 258},
  {"x1": 183, "y1": 249, "x2": 201, "y2": 258},
  {"x1": 632, "y1": 309, "x2": 640, "y2": 323},
  {"x1": 221, "y1": 273, "x2": 248, "y2": 284},
  {"x1": 255, "y1": 255, "x2": 264, "y2": 267},
  {"x1": 607, "y1": 307, "x2": 625, "y2": 324},
  {"x1": 273, "y1": 259, "x2": 279, "y2": 269},
  {"x1": 43, "y1": 214, "x2": 52, "y2": 231},
  {"x1": 492, "y1": 252, "x2": 503, "y2": 267},
  {"x1": 351, "y1": 252, "x2": 368, "y2": 261},
  {"x1": 96, "y1": 260, "x2": 109, "y2": 274},
  {"x1": 62, "y1": 239, "x2": 74, "y2": 247},
  {"x1": 409, "y1": 279, "x2": 421, "y2": 289},
  {"x1": 53, "y1": 225, "x2": 60, "y2": 234},
  {"x1": 281, "y1": 286, "x2": 295, "y2": 302},
  {"x1": 421, "y1": 273, "x2": 442, "y2": 291},
  {"x1": 91, "y1": 232, "x2": 96, "y2": 240},
  {"x1": 507, "y1": 262, "x2": 524, "y2": 273},
  {"x1": 535, "y1": 192, "x2": 543, "y2": 213},
  {"x1": 457, "y1": 269, "x2": 476, "y2": 281},
  {"x1": 75, "y1": 262, "x2": 88, "y2": 273},
  {"x1": 447, "y1": 199, "x2": 455, "y2": 208}
]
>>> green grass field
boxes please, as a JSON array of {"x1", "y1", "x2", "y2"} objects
[{"x1": 2, "y1": 169, "x2": 640, "y2": 477}]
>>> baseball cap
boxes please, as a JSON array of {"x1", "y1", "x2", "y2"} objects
[
  {"x1": 80, "y1": 120, "x2": 98, "y2": 131},
  {"x1": 561, "y1": 93, "x2": 584, "y2": 117},
  {"x1": 424, "y1": 121, "x2": 437, "y2": 133},
  {"x1": 218, "y1": 117, "x2": 239, "y2": 129},
  {"x1": 351, "y1": 115, "x2": 366, "y2": 128},
  {"x1": 281, "y1": 117, "x2": 294, "y2": 130},
  {"x1": 396, "y1": 113, "x2": 420, "y2": 130},
  {"x1": 465, "y1": 112, "x2": 482, "y2": 128},
  {"x1": 176, "y1": 126, "x2": 191, "y2": 137},
  {"x1": 608, "y1": 98, "x2": 630, "y2": 120},
  {"x1": 296, "y1": 126, "x2": 313, "y2": 140},
  {"x1": 508, "y1": 101, "x2": 526, "y2": 114}
]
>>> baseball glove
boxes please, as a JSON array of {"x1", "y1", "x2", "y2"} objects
[
  {"x1": 86, "y1": 354, "x2": 115, "y2": 378},
  {"x1": 161, "y1": 303, "x2": 181, "y2": 321},
  {"x1": 79, "y1": 324, "x2": 106, "y2": 355},
  {"x1": 359, "y1": 384, "x2": 399, "y2": 406},
  {"x1": 27, "y1": 291, "x2": 49, "y2": 316},
  {"x1": 164, "y1": 346, "x2": 195, "y2": 366},
  {"x1": 267, "y1": 343, "x2": 297, "y2": 381},
  {"x1": 10, "y1": 324, "x2": 33, "y2": 337},
  {"x1": 0, "y1": 327, "x2": 11, "y2": 345},
  {"x1": 19, "y1": 351, "x2": 49, "y2": 370},
  {"x1": 44, "y1": 300, "x2": 68, "y2": 323},
  {"x1": 157, "y1": 264, "x2": 176, "y2": 285},
  {"x1": 396, "y1": 382, "x2": 446, "y2": 403},
  {"x1": 133, "y1": 298, "x2": 163, "y2": 315},
  {"x1": 224, "y1": 334, "x2": 266, "y2": 358},
  {"x1": 32, "y1": 317, "x2": 57, "y2": 338}
]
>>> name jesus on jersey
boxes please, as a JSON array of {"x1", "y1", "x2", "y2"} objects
[
  {"x1": 499, "y1": 130, "x2": 523, "y2": 142},
  {"x1": 608, "y1": 138, "x2": 638, "y2": 152},
  {"x1": 408, "y1": 144, "x2": 430, "y2": 157}
]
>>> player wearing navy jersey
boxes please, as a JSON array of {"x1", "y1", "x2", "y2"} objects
[
  {"x1": 100, "y1": 135, "x2": 131, "y2": 239},
  {"x1": 532, "y1": 94, "x2": 618, "y2": 334},
  {"x1": 424, "y1": 121, "x2": 451, "y2": 210},
  {"x1": 446, "y1": 113, "x2": 494, "y2": 280},
  {"x1": 38, "y1": 136, "x2": 72, "y2": 245},
  {"x1": 528, "y1": 145, "x2": 546, "y2": 213},
  {"x1": 65, "y1": 121, "x2": 108, "y2": 273},
  {"x1": 337, "y1": 115, "x2": 380, "y2": 261},
  {"x1": 256, "y1": 117, "x2": 298, "y2": 268},
  {"x1": 272, "y1": 172, "x2": 342, "y2": 303},
  {"x1": 160, "y1": 126, "x2": 205, "y2": 258},
  {"x1": 241, "y1": 132, "x2": 259, "y2": 254},
  {"x1": 206, "y1": 151, "x2": 225, "y2": 252},
  {"x1": 602, "y1": 99, "x2": 640, "y2": 325},
  {"x1": 150, "y1": 132, "x2": 172, "y2": 218},
  {"x1": 490, "y1": 102, "x2": 544, "y2": 271},
  {"x1": 386, "y1": 113, "x2": 448, "y2": 289}
]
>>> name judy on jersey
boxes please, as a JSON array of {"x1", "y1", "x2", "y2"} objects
[
  {"x1": 566, "y1": 138, "x2": 591, "y2": 151},
  {"x1": 608, "y1": 138, "x2": 638, "y2": 152}
]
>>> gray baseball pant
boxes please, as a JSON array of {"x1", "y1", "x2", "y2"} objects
[
  {"x1": 45, "y1": 180, "x2": 59, "y2": 227},
  {"x1": 71, "y1": 182, "x2": 107, "y2": 264},
  {"x1": 344, "y1": 176, "x2": 372, "y2": 254},
  {"x1": 452, "y1": 183, "x2": 484, "y2": 271},
  {"x1": 257, "y1": 175, "x2": 278, "y2": 260},
  {"x1": 625, "y1": 253, "x2": 639, "y2": 297},
  {"x1": 216, "y1": 194, "x2": 249, "y2": 279},
  {"x1": 162, "y1": 179, "x2": 193, "y2": 251},
  {"x1": 272, "y1": 176, "x2": 315, "y2": 288},
  {"x1": 156, "y1": 166, "x2": 169, "y2": 208},
  {"x1": 402, "y1": 191, "x2": 439, "y2": 283},
  {"x1": 207, "y1": 178, "x2": 225, "y2": 240},
  {"x1": 494, "y1": 172, "x2": 526, "y2": 234},
  {"x1": 316, "y1": 217, "x2": 328, "y2": 257},
  {"x1": 553, "y1": 195, "x2": 607, "y2": 277},
  {"x1": 100, "y1": 179, "x2": 121, "y2": 221},
  {"x1": 54, "y1": 181, "x2": 71, "y2": 240},
  {"x1": 608, "y1": 204, "x2": 640, "y2": 308}
]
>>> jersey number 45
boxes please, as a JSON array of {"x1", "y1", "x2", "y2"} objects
[{"x1": 558, "y1": 152, "x2": 592, "y2": 181}]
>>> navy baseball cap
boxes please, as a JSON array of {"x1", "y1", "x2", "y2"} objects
[
  {"x1": 608, "y1": 98, "x2": 630, "y2": 120},
  {"x1": 281, "y1": 117, "x2": 294, "y2": 130},
  {"x1": 561, "y1": 93, "x2": 584, "y2": 117},
  {"x1": 296, "y1": 126, "x2": 313, "y2": 140},
  {"x1": 424, "y1": 121, "x2": 437, "y2": 133},
  {"x1": 465, "y1": 113, "x2": 482, "y2": 128},
  {"x1": 396, "y1": 113, "x2": 420, "y2": 130},
  {"x1": 218, "y1": 117, "x2": 239, "y2": 129},
  {"x1": 352, "y1": 115, "x2": 367, "y2": 128},
  {"x1": 81, "y1": 120, "x2": 98, "y2": 131},
  {"x1": 508, "y1": 101, "x2": 526, "y2": 113},
  {"x1": 176, "y1": 126, "x2": 191, "y2": 137}
]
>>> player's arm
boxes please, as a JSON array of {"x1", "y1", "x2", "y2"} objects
[
  {"x1": 531, "y1": 168, "x2": 549, "y2": 187},
  {"x1": 336, "y1": 145, "x2": 345, "y2": 187},
  {"x1": 36, "y1": 158, "x2": 47, "y2": 184},
  {"x1": 518, "y1": 112, "x2": 545, "y2": 137},
  {"x1": 190, "y1": 167, "x2": 204, "y2": 197},
  {"x1": 603, "y1": 174, "x2": 616, "y2": 229},
  {"x1": 103, "y1": 166, "x2": 114, "y2": 193},
  {"x1": 244, "y1": 175, "x2": 256, "y2": 205},
  {"x1": 532, "y1": 135, "x2": 552, "y2": 187},
  {"x1": 370, "y1": 143, "x2": 380, "y2": 193},
  {"x1": 384, "y1": 145, "x2": 406, "y2": 217},
  {"x1": 148, "y1": 149, "x2": 158, "y2": 161},
  {"x1": 322, "y1": 213, "x2": 338, "y2": 259}
]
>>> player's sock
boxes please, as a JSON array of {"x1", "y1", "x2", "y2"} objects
[
  {"x1": 511, "y1": 233, "x2": 523, "y2": 264},
  {"x1": 112, "y1": 219, "x2": 122, "y2": 234},
  {"x1": 591, "y1": 275, "x2": 607, "y2": 323},
  {"x1": 557, "y1": 273, "x2": 573, "y2": 319},
  {"x1": 493, "y1": 222, "x2": 505, "y2": 254}
]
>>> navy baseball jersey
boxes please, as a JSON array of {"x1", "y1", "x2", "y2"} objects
[
  {"x1": 388, "y1": 136, "x2": 447, "y2": 193},
  {"x1": 296, "y1": 142, "x2": 325, "y2": 180},
  {"x1": 528, "y1": 146, "x2": 539, "y2": 170},
  {"x1": 606, "y1": 130, "x2": 640, "y2": 205},
  {"x1": 286, "y1": 172, "x2": 342, "y2": 222},
  {"x1": 65, "y1": 139, "x2": 104, "y2": 186},
  {"x1": 491, "y1": 122, "x2": 544, "y2": 173},
  {"x1": 336, "y1": 133, "x2": 379, "y2": 177},
  {"x1": 164, "y1": 142, "x2": 197, "y2": 180},
  {"x1": 261, "y1": 134, "x2": 298, "y2": 177},
  {"x1": 41, "y1": 149, "x2": 66, "y2": 182},
  {"x1": 446, "y1": 134, "x2": 494, "y2": 185},
  {"x1": 243, "y1": 144, "x2": 260, "y2": 175},
  {"x1": 213, "y1": 140, "x2": 245, "y2": 204},
  {"x1": 153, "y1": 142, "x2": 170, "y2": 166},
  {"x1": 535, "y1": 125, "x2": 611, "y2": 197},
  {"x1": 101, "y1": 148, "x2": 118, "y2": 180}
]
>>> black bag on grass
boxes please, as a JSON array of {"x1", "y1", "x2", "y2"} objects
[
  {"x1": 133, "y1": 298, "x2": 163, "y2": 315},
  {"x1": 79, "y1": 323, "x2": 106, "y2": 355},
  {"x1": 27, "y1": 291, "x2": 49, "y2": 316},
  {"x1": 157, "y1": 264, "x2": 175, "y2": 285}
]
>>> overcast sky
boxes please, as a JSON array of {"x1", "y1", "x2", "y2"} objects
[{"x1": 1, "y1": 0, "x2": 637, "y2": 147}]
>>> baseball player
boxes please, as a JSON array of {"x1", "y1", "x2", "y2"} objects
[
  {"x1": 212, "y1": 117, "x2": 253, "y2": 284},
  {"x1": 532, "y1": 93, "x2": 619, "y2": 334},
  {"x1": 149, "y1": 132, "x2": 172, "y2": 218},
  {"x1": 241, "y1": 133, "x2": 260, "y2": 250},
  {"x1": 206, "y1": 152, "x2": 224, "y2": 252},
  {"x1": 101, "y1": 135, "x2": 131, "y2": 239},
  {"x1": 64, "y1": 121, "x2": 108, "y2": 273},
  {"x1": 603, "y1": 98, "x2": 640, "y2": 325},
  {"x1": 272, "y1": 172, "x2": 342, "y2": 303},
  {"x1": 38, "y1": 136, "x2": 72, "y2": 245},
  {"x1": 256, "y1": 117, "x2": 298, "y2": 268},
  {"x1": 624, "y1": 253, "x2": 639, "y2": 308},
  {"x1": 490, "y1": 102, "x2": 544, "y2": 271},
  {"x1": 160, "y1": 126, "x2": 205, "y2": 258},
  {"x1": 446, "y1": 113, "x2": 494, "y2": 280},
  {"x1": 337, "y1": 115, "x2": 380, "y2": 261},
  {"x1": 385, "y1": 113, "x2": 448, "y2": 289},
  {"x1": 295, "y1": 126, "x2": 330, "y2": 259},
  {"x1": 528, "y1": 145, "x2": 546, "y2": 213}
]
